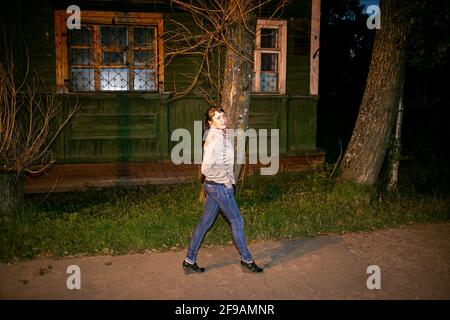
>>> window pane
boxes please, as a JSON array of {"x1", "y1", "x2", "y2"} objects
[
  {"x1": 100, "y1": 68, "x2": 129, "y2": 91},
  {"x1": 69, "y1": 27, "x2": 93, "y2": 46},
  {"x1": 71, "y1": 68, "x2": 95, "y2": 91},
  {"x1": 134, "y1": 69, "x2": 156, "y2": 91},
  {"x1": 261, "y1": 28, "x2": 278, "y2": 49},
  {"x1": 70, "y1": 48, "x2": 93, "y2": 65},
  {"x1": 133, "y1": 50, "x2": 153, "y2": 66},
  {"x1": 133, "y1": 27, "x2": 155, "y2": 46},
  {"x1": 100, "y1": 26, "x2": 128, "y2": 47},
  {"x1": 102, "y1": 51, "x2": 126, "y2": 65},
  {"x1": 66, "y1": 23, "x2": 162, "y2": 92},
  {"x1": 261, "y1": 53, "x2": 278, "y2": 72},
  {"x1": 260, "y1": 72, "x2": 277, "y2": 92}
]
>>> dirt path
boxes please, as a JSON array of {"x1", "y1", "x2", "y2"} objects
[{"x1": 1, "y1": 223, "x2": 449, "y2": 300}]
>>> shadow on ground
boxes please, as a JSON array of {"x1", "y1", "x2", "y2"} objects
[{"x1": 205, "y1": 235, "x2": 342, "y2": 271}]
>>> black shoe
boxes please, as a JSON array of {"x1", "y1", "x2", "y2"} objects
[
  {"x1": 240, "y1": 260, "x2": 264, "y2": 273},
  {"x1": 182, "y1": 260, "x2": 205, "y2": 274}
]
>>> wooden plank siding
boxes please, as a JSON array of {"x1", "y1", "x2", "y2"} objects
[
  {"x1": 22, "y1": 0, "x2": 58, "y2": 89},
  {"x1": 288, "y1": 96, "x2": 319, "y2": 152},
  {"x1": 163, "y1": 13, "x2": 205, "y2": 93},
  {"x1": 52, "y1": 94, "x2": 319, "y2": 163},
  {"x1": 286, "y1": 0, "x2": 311, "y2": 95},
  {"x1": 12, "y1": 0, "x2": 313, "y2": 95},
  {"x1": 2, "y1": 0, "x2": 325, "y2": 192},
  {"x1": 56, "y1": 95, "x2": 170, "y2": 162}
]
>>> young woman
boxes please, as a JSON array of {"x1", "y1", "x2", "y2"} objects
[{"x1": 182, "y1": 107, "x2": 263, "y2": 274}]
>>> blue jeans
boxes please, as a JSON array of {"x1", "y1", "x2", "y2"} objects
[{"x1": 185, "y1": 183, "x2": 253, "y2": 264}]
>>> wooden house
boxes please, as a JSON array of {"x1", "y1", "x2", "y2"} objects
[{"x1": 0, "y1": 0, "x2": 324, "y2": 193}]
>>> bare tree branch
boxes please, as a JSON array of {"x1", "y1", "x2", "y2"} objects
[
  {"x1": 164, "y1": 0, "x2": 288, "y2": 107},
  {"x1": 0, "y1": 51, "x2": 79, "y2": 174}
]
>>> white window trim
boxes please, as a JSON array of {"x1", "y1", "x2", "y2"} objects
[
  {"x1": 54, "y1": 11, "x2": 164, "y2": 93},
  {"x1": 253, "y1": 19, "x2": 287, "y2": 94}
]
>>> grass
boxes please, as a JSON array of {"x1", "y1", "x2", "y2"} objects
[{"x1": 0, "y1": 169, "x2": 449, "y2": 263}]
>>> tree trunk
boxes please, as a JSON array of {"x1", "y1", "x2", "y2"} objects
[
  {"x1": 220, "y1": 0, "x2": 257, "y2": 183},
  {"x1": 339, "y1": 0, "x2": 408, "y2": 185},
  {"x1": 387, "y1": 81, "x2": 405, "y2": 191},
  {"x1": 0, "y1": 171, "x2": 24, "y2": 214}
]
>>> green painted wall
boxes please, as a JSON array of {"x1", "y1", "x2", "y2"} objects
[
  {"x1": 58, "y1": 95, "x2": 169, "y2": 162},
  {"x1": 22, "y1": 0, "x2": 57, "y2": 90},
  {"x1": 10, "y1": 1, "x2": 312, "y2": 95},
  {"x1": 54, "y1": 95, "x2": 317, "y2": 163},
  {"x1": 4, "y1": 0, "x2": 318, "y2": 164}
]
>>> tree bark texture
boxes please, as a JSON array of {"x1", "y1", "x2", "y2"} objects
[
  {"x1": 0, "y1": 172, "x2": 24, "y2": 214},
  {"x1": 387, "y1": 81, "x2": 405, "y2": 191},
  {"x1": 339, "y1": 0, "x2": 408, "y2": 186},
  {"x1": 220, "y1": 0, "x2": 257, "y2": 181}
]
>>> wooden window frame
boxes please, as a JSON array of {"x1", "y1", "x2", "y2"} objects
[
  {"x1": 253, "y1": 19, "x2": 287, "y2": 94},
  {"x1": 54, "y1": 11, "x2": 164, "y2": 93}
]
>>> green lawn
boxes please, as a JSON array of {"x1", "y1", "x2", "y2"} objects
[{"x1": 0, "y1": 170, "x2": 448, "y2": 262}]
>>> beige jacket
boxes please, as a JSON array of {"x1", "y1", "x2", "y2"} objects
[{"x1": 201, "y1": 128, "x2": 235, "y2": 187}]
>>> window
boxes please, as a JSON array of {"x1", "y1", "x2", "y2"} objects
[
  {"x1": 54, "y1": 11, "x2": 164, "y2": 93},
  {"x1": 253, "y1": 19, "x2": 287, "y2": 94}
]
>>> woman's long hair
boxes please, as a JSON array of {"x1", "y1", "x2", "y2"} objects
[
  {"x1": 203, "y1": 107, "x2": 225, "y2": 131},
  {"x1": 200, "y1": 107, "x2": 225, "y2": 185}
]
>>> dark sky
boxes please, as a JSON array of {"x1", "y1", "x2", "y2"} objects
[{"x1": 360, "y1": 0, "x2": 380, "y2": 10}]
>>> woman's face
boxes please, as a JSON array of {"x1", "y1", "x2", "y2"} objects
[{"x1": 209, "y1": 111, "x2": 227, "y2": 130}]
